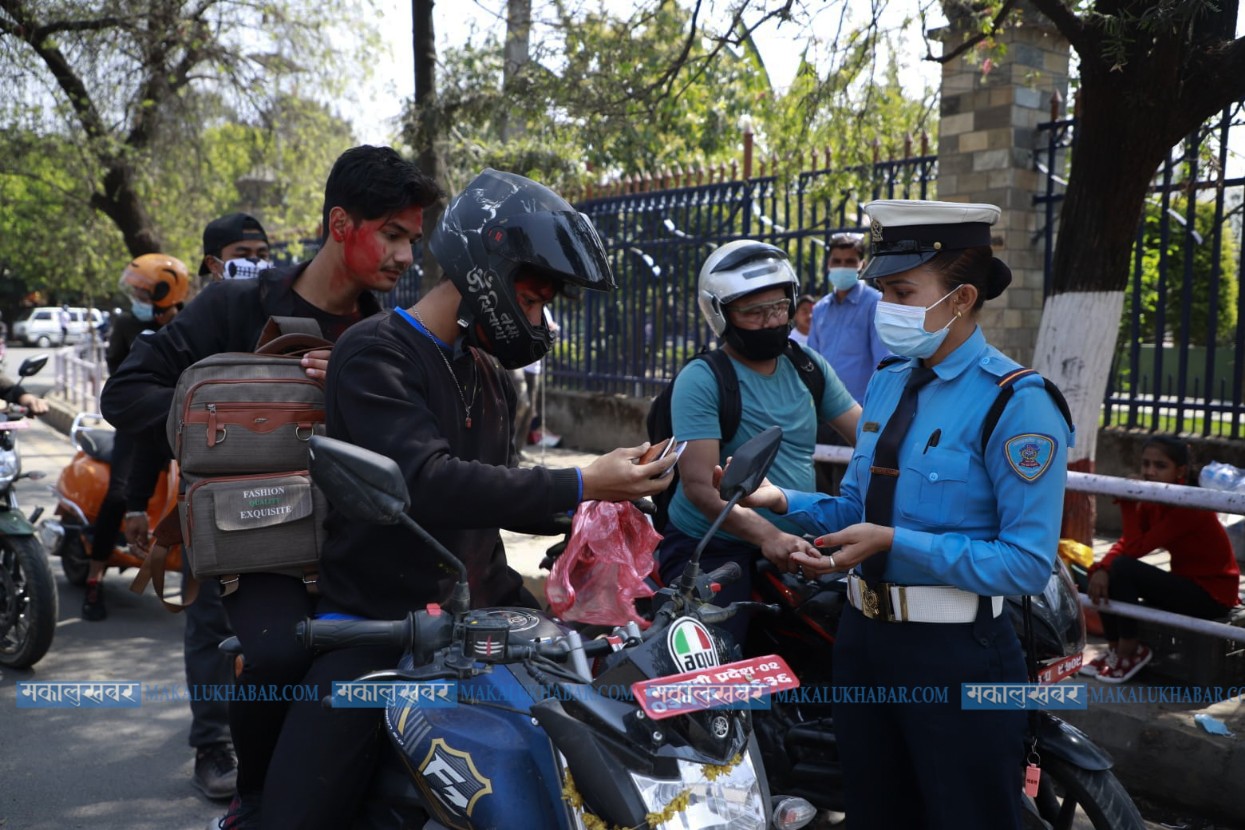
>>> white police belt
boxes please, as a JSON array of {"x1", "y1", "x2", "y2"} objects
[{"x1": 846, "y1": 574, "x2": 1003, "y2": 623}]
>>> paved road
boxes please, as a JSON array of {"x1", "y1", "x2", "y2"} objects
[{"x1": 0, "y1": 414, "x2": 224, "y2": 829}]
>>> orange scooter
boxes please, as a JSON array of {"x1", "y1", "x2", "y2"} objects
[{"x1": 39, "y1": 413, "x2": 180, "y2": 585}]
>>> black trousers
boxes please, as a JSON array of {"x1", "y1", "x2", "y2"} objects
[
  {"x1": 261, "y1": 584, "x2": 538, "y2": 829},
  {"x1": 656, "y1": 525, "x2": 756, "y2": 645},
  {"x1": 832, "y1": 602, "x2": 1027, "y2": 829},
  {"x1": 220, "y1": 573, "x2": 317, "y2": 796},
  {"x1": 1101, "y1": 557, "x2": 1233, "y2": 641},
  {"x1": 89, "y1": 429, "x2": 134, "y2": 563}
]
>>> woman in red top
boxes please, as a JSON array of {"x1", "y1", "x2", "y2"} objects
[{"x1": 1083, "y1": 436, "x2": 1241, "y2": 683}]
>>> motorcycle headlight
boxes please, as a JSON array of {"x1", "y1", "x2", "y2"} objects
[
  {"x1": 628, "y1": 752, "x2": 766, "y2": 830},
  {"x1": 0, "y1": 451, "x2": 19, "y2": 488}
]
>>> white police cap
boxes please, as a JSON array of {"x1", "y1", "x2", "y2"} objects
[{"x1": 861, "y1": 199, "x2": 1003, "y2": 284}]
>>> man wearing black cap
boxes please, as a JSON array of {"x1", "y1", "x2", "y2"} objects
[{"x1": 199, "y1": 212, "x2": 270, "y2": 277}]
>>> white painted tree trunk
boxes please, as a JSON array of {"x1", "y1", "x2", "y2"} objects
[{"x1": 1031, "y1": 291, "x2": 1125, "y2": 464}]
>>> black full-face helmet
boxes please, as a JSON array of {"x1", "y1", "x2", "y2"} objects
[{"x1": 428, "y1": 169, "x2": 616, "y2": 369}]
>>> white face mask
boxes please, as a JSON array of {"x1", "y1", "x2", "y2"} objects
[
  {"x1": 827, "y1": 267, "x2": 859, "y2": 292},
  {"x1": 873, "y1": 288, "x2": 960, "y2": 359}
]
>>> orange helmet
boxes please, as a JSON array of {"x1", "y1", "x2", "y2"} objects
[{"x1": 120, "y1": 254, "x2": 191, "y2": 308}]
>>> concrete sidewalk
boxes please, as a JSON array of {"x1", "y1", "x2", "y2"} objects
[{"x1": 36, "y1": 406, "x2": 1245, "y2": 826}]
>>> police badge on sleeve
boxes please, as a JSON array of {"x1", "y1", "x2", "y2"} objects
[{"x1": 1004, "y1": 433, "x2": 1056, "y2": 481}]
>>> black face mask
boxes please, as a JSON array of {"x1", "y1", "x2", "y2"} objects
[{"x1": 724, "y1": 323, "x2": 791, "y2": 361}]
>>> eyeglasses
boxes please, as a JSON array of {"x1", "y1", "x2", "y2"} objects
[{"x1": 727, "y1": 298, "x2": 791, "y2": 325}]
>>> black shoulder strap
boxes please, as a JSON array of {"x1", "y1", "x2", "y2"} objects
[
  {"x1": 785, "y1": 340, "x2": 827, "y2": 409},
  {"x1": 982, "y1": 368, "x2": 1074, "y2": 450},
  {"x1": 700, "y1": 348, "x2": 742, "y2": 445}
]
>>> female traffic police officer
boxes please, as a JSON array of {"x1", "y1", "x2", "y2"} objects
[{"x1": 736, "y1": 199, "x2": 1072, "y2": 828}]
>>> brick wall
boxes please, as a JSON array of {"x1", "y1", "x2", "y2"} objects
[{"x1": 934, "y1": 3, "x2": 1070, "y2": 366}]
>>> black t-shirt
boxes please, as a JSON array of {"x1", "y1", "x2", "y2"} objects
[{"x1": 317, "y1": 310, "x2": 581, "y2": 619}]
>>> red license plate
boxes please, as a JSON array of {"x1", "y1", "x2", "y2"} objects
[
  {"x1": 631, "y1": 654, "x2": 800, "y2": 721},
  {"x1": 1037, "y1": 653, "x2": 1083, "y2": 684}
]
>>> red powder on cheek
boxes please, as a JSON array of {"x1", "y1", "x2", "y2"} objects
[{"x1": 343, "y1": 220, "x2": 386, "y2": 276}]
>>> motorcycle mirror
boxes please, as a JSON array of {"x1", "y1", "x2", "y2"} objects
[
  {"x1": 308, "y1": 436, "x2": 410, "y2": 525},
  {"x1": 18, "y1": 355, "x2": 49, "y2": 377},
  {"x1": 718, "y1": 425, "x2": 782, "y2": 500}
]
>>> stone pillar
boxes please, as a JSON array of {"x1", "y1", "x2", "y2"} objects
[{"x1": 935, "y1": 2, "x2": 1070, "y2": 366}]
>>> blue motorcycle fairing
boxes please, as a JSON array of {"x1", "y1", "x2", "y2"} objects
[{"x1": 384, "y1": 657, "x2": 574, "y2": 830}]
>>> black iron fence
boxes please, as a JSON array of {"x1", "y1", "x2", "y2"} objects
[
  {"x1": 545, "y1": 152, "x2": 937, "y2": 397},
  {"x1": 1036, "y1": 101, "x2": 1245, "y2": 438}
]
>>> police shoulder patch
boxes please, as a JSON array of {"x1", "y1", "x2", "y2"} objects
[{"x1": 1004, "y1": 433, "x2": 1056, "y2": 481}]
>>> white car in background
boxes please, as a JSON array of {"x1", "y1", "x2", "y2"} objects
[{"x1": 12, "y1": 307, "x2": 104, "y2": 347}]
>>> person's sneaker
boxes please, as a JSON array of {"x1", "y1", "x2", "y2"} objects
[
  {"x1": 532, "y1": 429, "x2": 562, "y2": 448},
  {"x1": 205, "y1": 793, "x2": 260, "y2": 829},
  {"x1": 1079, "y1": 649, "x2": 1117, "y2": 678},
  {"x1": 192, "y1": 742, "x2": 238, "y2": 801},
  {"x1": 82, "y1": 580, "x2": 107, "y2": 621},
  {"x1": 1095, "y1": 645, "x2": 1152, "y2": 684}
]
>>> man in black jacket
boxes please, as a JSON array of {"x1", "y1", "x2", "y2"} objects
[
  {"x1": 101, "y1": 145, "x2": 440, "y2": 829},
  {"x1": 261, "y1": 169, "x2": 677, "y2": 829}
]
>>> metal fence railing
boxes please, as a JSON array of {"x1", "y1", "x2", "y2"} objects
[{"x1": 1036, "y1": 100, "x2": 1245, "y2": 438}]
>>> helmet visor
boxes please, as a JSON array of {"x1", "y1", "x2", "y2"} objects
[{"x1": 488, "y1": 210, "x2": 616, "y2": 291}]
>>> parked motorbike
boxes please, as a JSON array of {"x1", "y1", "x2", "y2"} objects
[
  {"x1": 293, "y1": 428, "x2": 816, "y2": 829},
  {"x1": 39, "y1": 412, "x2": 180, "y2": 585},
  {"x1": 0, "y1": 355, "x2": 57, "y2": 669}
]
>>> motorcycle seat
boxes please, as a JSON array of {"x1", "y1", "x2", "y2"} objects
[{"x1": 78, "y1": 429, "x2": 115, "y2": 463}]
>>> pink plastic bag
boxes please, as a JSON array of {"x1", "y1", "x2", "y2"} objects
[{"x1": 546, "y1": 500, "x2": 660, "y2": 628}]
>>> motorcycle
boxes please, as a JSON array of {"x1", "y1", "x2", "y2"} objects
[
  {"x1": 39, "y1": 412, "x2": 180, "y2": 586},
  {"x1": 544, "y1": 438, "x2": 1145, "y2": 830},
  {"x1": 292, "y1": 428, "x2": 816, "y2": 829},
  {"x1": 0, "y1": 355, "x2": 57, "y2": 669}
]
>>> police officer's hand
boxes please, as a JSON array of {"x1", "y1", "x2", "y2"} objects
[
  {"x1": 1088, "y1": 569, "x2": 1110, "y2": 603},
  {"x1": 300, "y1": 348, "x2": 332, "y2": 381},
  {"x1": 581, "y1": 443, "x2": 678, "y2": 502},
  {"x1": 759, "y1": 530, "x2": 817, "y2": 573},
  {"x1": 791, "y1": 522, "x2": 894, "y2": 574},
  {"x1": 124, "y1": 513, "x2": 150, "y2": 551},
  {"x1": 711, "y1": 459, "x2": 787, "y2": 513}
]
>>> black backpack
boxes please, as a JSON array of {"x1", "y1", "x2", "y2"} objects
[{"x1": 645, "y1": 339, "x2": 827, "y2": 532}]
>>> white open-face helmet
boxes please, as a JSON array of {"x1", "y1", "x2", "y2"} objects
[{"x1": 697, "y1": 240, "x2": 799, "y2": 336}]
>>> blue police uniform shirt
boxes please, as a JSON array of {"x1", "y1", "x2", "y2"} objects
[
  {"x1": 781, "y1": 327, "x2": 1073, "y2": 597},
  {"x1": 806, "y1": 281, "x2": 890, "y2": 403},
  {"x1": 669, "y1": 349, "x2": 855, "y2": 542}
]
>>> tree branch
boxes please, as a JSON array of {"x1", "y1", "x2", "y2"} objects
[
  {"x1": 925, "y1": 0, "x2": 1019, "y2": 64},
  {"x1": 1175, "y1": 35, "x2": 1245, "y2": 137},
  {"x1": 1028, "y1": 0, "x2": 1097, "y2": 59}
]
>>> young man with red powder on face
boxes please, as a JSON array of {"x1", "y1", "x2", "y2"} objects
[
  {"x1": 100, "y1": 145, "x2": 441, "y2": 829},
  {"x1": 260, "y1": 169, "x2": 677, "y2": 829}
]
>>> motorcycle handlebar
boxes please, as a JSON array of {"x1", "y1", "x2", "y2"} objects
[
  {"x1": 297, "y1": 618, "x2": 412, "y2": 652},
  {"x1": 703, "y1": 561, "x2": 742, "y2": 587}
]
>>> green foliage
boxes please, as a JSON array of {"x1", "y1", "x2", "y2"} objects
[
  {"x1": 406, "y1": 0, "x2": 935, "y2": 195},
  {"x1": 1124, "y1": 196, "x2": 1239, "y2": 346}
]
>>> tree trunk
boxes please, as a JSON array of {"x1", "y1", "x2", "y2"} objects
[
  {"x1": 91, "y1": 163, "x2": 164, "y2": 255},
  {"x1": 498, "y1": 0, "x2": 532, "y2": 143},
  {"x1": 413, "y1": 0, "x2": 446, "y2": 295},
  {"x1": 1034, "y1": 68, "x2": 1181, "y2": 542}
]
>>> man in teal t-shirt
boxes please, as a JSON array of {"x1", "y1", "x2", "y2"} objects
[{"x1": 657, "y1": 241, "x2": 861, "y2": 642}]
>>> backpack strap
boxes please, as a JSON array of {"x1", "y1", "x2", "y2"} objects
[
  {"x1": 700, "y1": 348, "x2": 742, "y2": 445},
  {"x1": 785, "y1": 340, "x2": 827, "y2": 409},
  {"x1": 981, "y1": 368, "x2": 1074, "y2": 451}
]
